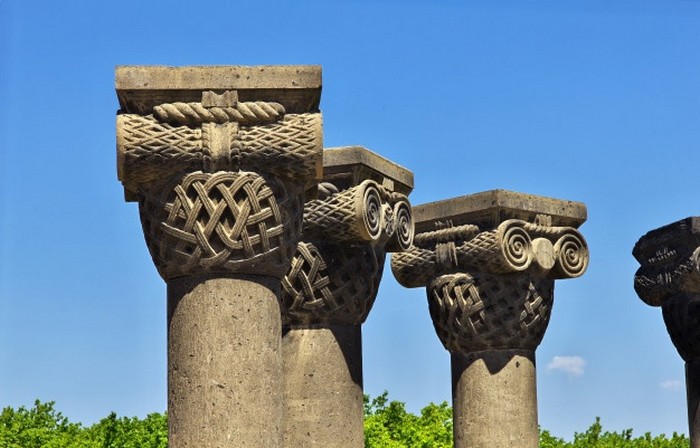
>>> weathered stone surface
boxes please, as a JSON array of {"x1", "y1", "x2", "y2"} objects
[
  {"x1": 413, "y1": 189, "x2": 586, "y2": 233},
  {"x1": 116, "y1": 65, "x2": 322, "y2": 114},
  {"x1": 429, "y1": 272, "x2": 553, "y2": 353},
  {"x1": 280, "y1": 146, "x2": 414, "y2": 448},
  {"x1": 283, "y1": 326, "x2": 364, "y2": 448},
  {"x1": 452, "y1": 350, "x2": 538, "y2": 448},
  {"x1": 392, "y1": 190, "x2": 589, "y2": 290},
  {"x1": 391, "y1": 190, "x2": 588, "y2": 448},
  {"x1": 322, "y1": 145, "x2": 414, "y2": 195},
  {"x1": 167, "y1": 275, "x2": 283, "y2": 448}
]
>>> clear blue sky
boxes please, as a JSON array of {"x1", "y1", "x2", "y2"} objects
[{"x1": 1, "y1": 0, "x2": 699, "y2": 440}]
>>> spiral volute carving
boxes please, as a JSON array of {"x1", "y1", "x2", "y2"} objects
[
  {"x1": 551, "y1": 231, "x2": 589, "y2": 278},
  {"x1": 391, "y1": 219, "x2": 588, "y2": 288},
  {"x1": 501, "y1": 224, "x2": 533, "y2": 272}
]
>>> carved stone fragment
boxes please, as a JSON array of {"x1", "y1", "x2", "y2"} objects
[
  {"x1": 428, "y1": 272, "x2": 553, "y2": 353},
  {"x1": 633, "y1": 217, "x2": 700, "y2": 308},
  {"x1": 633, "y1": 217, "x2": 700, "y2": 447},
  {"x1": 633, "y1": 217, "x2": 700, "y2": 361}
]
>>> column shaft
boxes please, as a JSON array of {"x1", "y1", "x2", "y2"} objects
[
  {"x1": 167, "y1": 275, "x2": 283, "y2": 448},
  {"x1": 452, "y1": 350, "x2": 539, "y2": 448},
  {"x1": 688, "y1": 361, "x2": 700, "y2": 448},
  {"x1": 282, "y1": 325, "x2": 364, "y2": 447}
]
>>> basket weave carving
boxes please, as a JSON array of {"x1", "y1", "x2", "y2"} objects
[
  {"x1": 427, "y1": 272, "x2": 553, "y2": 352},
  {"x1": 139, "y1": 171, "x2": 301, "y2": 279},
  {"x1": 281, "y1": 241, "x2": 385, "y2": 326}
]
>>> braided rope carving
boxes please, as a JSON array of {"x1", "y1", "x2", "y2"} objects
[
  {"x1": 281, "y1": 241, "x2": 385, "y2": 326},
  {"x1": 139, "y1": 171, "x2": 301, "y2": 279},
  {"x1": 391, "y1": 220, "x2": 588, "y2": 287},
  {"x1": 153, "y1": 101, "x2": 285, "y2": 126},
  {"x1": 428, "y1": 272, "x2": 554, "y2": 353},
  {"x1": 117, "y1": 114, "x2": 322, "y2": 186}
]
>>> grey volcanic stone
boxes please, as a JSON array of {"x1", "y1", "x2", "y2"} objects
[{"x1": 167, "y1": 275, "x2": 283, "y2": 448}]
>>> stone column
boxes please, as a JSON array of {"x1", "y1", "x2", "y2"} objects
[
  {"x1": 633, "y1": 217, "x2": 700, "y2": 448},
  {"x1": 115, "y1": 66, "x2": 324, "y2": 448},
  {"x1": 279, "y1": 146, "x2": 415, "y2": 448},
  {"x1": 391, "y1": 190, "x2": 589, "y2": 448}
]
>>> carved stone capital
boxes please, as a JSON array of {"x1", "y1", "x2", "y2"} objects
[
  {"x1": 281, "y1": 147, "x2": 414, "y2": 326},
  {"x1": 633, "y1": 217, "x2": 700, "y2": 307},
  {"x1": 633, "y1": 217, "x2": 700, "y2": 362},
  {"x1": 390, "y1": 190, "x2": 588, "y2": 353},
  {"x1": 116, "y1": 66, "x2": 323, "y2": 279}
]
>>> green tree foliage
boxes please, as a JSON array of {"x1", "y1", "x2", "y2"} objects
[
  {"x1": 363, "y1": 393, "x2": 689, "y2": 448},
  {"x1": 364, "y1": 392, "x2": 452, "y2": 448},
  {"x1": 0, "y1": 400, "x2": 82, "y2": 448},
  {"x1": 0, "y1": 397, "x2": 690, "y2": 447},
  {"x1": 540, "y1": 417, "x2": 689, "y2": 448},
  {"x1": 0, "y1": 401, "x2": 166, "y2": 448}
]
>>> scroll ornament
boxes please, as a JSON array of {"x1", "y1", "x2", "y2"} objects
[
  {"x1": 280, "y1": 180, "x2": 413, "y2": 326},
  {"x1": 391, "y1": 219, "x2": 589, "y2": 288},
  {"x1": 117, "y1": 91, "x2": 322, "y2": 279}
]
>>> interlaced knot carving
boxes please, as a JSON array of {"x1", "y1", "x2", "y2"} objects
[
  {"x1": 428, "y1": 272, "x2": 554, "y2": 353},
  {"x1": 139, "y1": 171, "x2": 301, "y2": 279},
  {"x1": 281, "y1": 241, "x2": 385, "y2": 326},
  {"x1": 153, "y1": 101, "x2": 285, "y2": 126}
]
